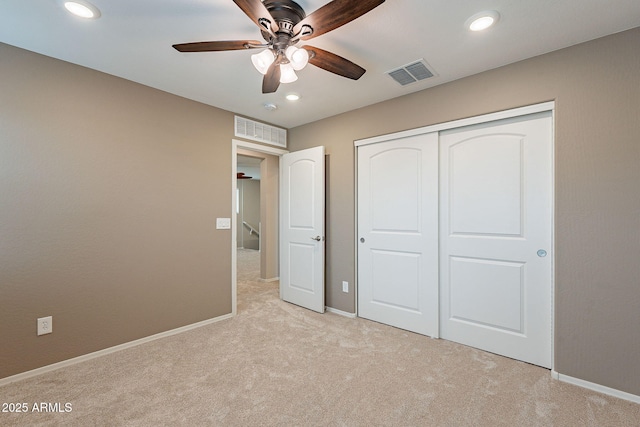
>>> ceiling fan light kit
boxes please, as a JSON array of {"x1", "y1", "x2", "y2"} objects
[
  {"x1": 251, "y1": 49, "x2": 276, "y2": 75},
  {"x1": 279, "y1": 63, "x2": 298, "y2": 83},
  {"x1": 285, "y1": 46, "x2": 309, "y2": 70},
  {"x1": 173, "y1": 0, "x2": 386, "y2": 93}
]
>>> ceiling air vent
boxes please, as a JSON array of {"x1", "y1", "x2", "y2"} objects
[
  {"x1": 387, "y1": 59, "x2": 435, "y2": 86},
  {"x1": 235, "y1": 116, "x2": 287, "y2": 148}
]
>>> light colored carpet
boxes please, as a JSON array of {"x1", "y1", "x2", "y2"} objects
[{"x1": 1, "y1": 249, "x2": 638, "y2": 426}]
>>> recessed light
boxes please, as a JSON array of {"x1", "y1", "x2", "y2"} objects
[
  {"x1": 466, "y1": 11, "x2": 500, "y2": 32},
  {"x1": 286, "y1": 94, "x2": 300, "y2": 101},
  {"x1": 63, "y1": 1, "x2": 101, "y2": 19}
]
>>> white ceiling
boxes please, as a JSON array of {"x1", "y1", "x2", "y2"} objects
[{"x1": 1, "y1": 1, "x2": 639, "y2": 128}]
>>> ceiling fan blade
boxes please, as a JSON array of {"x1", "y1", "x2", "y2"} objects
[
  {"x1": 293, "y1": 0, "x2": 385, "y2": 41},
  {"x1": 173, "y1": 40, "x2": 262, "y2": 52},
  {"x1": 304, "y1": 46, "x2": 366, "y2": 80},
  {"x1": 262, "y1": 60, "x2": 281, "y2": 93},
  {"x1": 233, "y1": 0, "x2": 279, "y2": 34}
]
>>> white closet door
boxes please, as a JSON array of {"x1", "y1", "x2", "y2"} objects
[
  {"x1": 439, "y1": 112, "x2": 553, "y2": 368},
  {"x1": 357, "y1": 132, "x2": 439, "y2": 337}
]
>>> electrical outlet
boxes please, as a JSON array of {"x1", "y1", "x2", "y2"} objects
[
  {"x1": 342, "y1": 281, "x2": 349, "y2": 293},
  {"x1": 37, "y1": 316, "x2": 53, "y2": 336}
]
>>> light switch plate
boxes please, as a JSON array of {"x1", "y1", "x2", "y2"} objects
[{"x1": 216, "y1": 218, "x2": 231, "y2": 229}]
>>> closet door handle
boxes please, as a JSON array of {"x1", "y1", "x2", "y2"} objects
[{"x1": 311, "y1": 236, "x2": 322, "y2": 242}]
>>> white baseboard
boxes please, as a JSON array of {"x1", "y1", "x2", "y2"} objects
[
  {"x1": 258, "y1": 276, "x2": 279, "y2": 283},
  {"x1": 551, "y1": 370, "x2": 640, "y2": 404},
  {"x1": 325, "y1": 306, "x2": 357, "y2": 318},
  {"x1": 0, "y1": 313, "x2": 234, "y2": 387}
]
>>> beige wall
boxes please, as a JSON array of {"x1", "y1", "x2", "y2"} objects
[
  {"x1": 0, "y1": 43, "x2": 235, "y2": 378},
  {"x1": 288, "y1": 28, "x2": 640, "y2": 396},
  {"x1": 259, "y1": 152, "x2": 280, "y2": 280}
]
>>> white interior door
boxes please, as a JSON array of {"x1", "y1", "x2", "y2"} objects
[
  {"x1": 280, "y1": 146, "x2": 325, "y2": 313},
  {"x1": 439, "y1": 112, "x2": 553, "y2": 368},
  {"x1": 357, "y1": 133, "x2": 439, "y2": 336}
]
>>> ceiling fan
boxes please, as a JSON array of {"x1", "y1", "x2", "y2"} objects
[{"x1": 172, "y1": 0, "x2": 385, "y2": 93}]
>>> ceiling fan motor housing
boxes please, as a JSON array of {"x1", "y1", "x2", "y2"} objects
[{"x1": 264, "y1": 0, "x2": 306, "y2": 33}]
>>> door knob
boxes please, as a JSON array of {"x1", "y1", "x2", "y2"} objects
[
  {"x1": 537, "y1": 249, "x2": 547, "y2": 257},
  {"x1": 311, "y1": 236, "x2": 322, "y2": 241},
  {"x1": 360, "y1": 237, "x2": 365, "y2": 243}
]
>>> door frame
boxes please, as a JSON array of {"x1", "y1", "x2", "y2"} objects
[
  {"x1": 232, "y1": 139, "x2": 288, "y2": 316},
  {"x1": 354, "y1": 101, "x2": 555, "y2": 370}
]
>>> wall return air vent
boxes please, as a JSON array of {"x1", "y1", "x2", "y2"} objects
[
  {"x1": 235, "y1": 116, "x2": 287, "y2": 148},
  {"x1": 387, "y1": 59, "x2": 436, "y2": 86}
]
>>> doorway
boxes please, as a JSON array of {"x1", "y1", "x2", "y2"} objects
[
  {"x1": 232, "y1": 140, "x2": 287, "y2": 315},
  {"x1": 232, "y1": 141, "x2": 327, "y2": 316}
]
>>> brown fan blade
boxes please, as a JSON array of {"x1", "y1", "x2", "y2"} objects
[
  {"x1": 233, "y1": 0, "x2": 279, "y2": 34},
  {"x1": 304, "y1": 46, "x2": 366, "y2": 80},
  {"x1": 262, "y1": 59, "x2": 281, "y2": 93},
  {"x1": 173, "y1": 40, "x2": 262, "y2": 52},
  {"x1": 293, "y1": 0, "x2": 385, "y2": 41}
]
